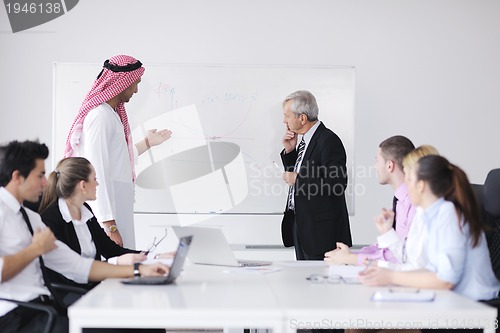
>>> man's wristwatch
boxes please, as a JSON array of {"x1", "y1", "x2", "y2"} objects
[
  {"x1": 105, "y1": 224, "x2": 118, "y2": 233},
  {"x1": 133, "y1": 263, "x2": 141, "y2": 277}
]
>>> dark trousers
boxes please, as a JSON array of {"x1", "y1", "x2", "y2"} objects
[
  {"x1": 0, "y1": 301, "x2": 67, "y2": 333},
  {"x1": 293, "y1": 219, "x2": 324, "y2": 260},
  {"x1": 0, "y1": 298, "x2": 166, "y2": 333},
  {"x1": 293, "y1": 222, "x2": 342, "y2": 333}
]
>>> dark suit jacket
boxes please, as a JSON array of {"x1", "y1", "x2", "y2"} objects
[
  {"x1": 40, "y1": 201, "x2": 139, "y2": 289},
  {"x1": 281, "y1": 122, "x2": 352, "y2": 256}
]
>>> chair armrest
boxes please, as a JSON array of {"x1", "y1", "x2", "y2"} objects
[
  {"x1": 0, "y1": 297, "x2": 56, "y2": 333},
  {"x1": 50, "y1": 282, "x2": 88, "y2": 295},
  {"x1": 483, "y1": 297, "x2": 500, "y2": 307}
]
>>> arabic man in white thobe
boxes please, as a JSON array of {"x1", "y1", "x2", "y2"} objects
[{"x1": 64, "y1": 54, "x2": 171, "y2": 247}]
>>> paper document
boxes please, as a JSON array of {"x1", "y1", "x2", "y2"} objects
[
  {"x1": 328, "y1": 264, "x2": 364, "y2": 278},
  {"x1": 372, "y1": 288, "x2": 435, "y2": 302}
]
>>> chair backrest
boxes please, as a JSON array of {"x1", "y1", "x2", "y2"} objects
[
  {"x1": 484, "y1": 169, "x2": 500, "y2": 217},
  {"x1": 475, "y1": 169, "x2": 500, "y2": 281}
]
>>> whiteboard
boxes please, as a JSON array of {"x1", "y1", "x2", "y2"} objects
[{"x1": 53, "y1": 64, "x2": 355, "y2": 221}]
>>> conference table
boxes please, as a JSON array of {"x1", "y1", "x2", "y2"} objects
[{"x1": 68, "y1": 262, "x2": 497, "y2": 333}]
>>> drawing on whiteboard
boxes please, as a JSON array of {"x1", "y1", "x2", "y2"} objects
[
  {"x1": 53, "y1": 64, "x2": 356, "y2": 220},
  {"x1": 133, "y1": 105, "x2": 249, "y2": 225}
]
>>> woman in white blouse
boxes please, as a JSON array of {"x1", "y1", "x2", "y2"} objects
[{"x1": 39, "y1": 158, "x2": 146, "y2": 278}]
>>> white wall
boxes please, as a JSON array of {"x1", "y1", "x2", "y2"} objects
[{"x1": 1, "y1": 0, "x2": 499, "y2": 245}]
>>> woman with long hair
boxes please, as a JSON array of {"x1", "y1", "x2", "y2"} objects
[{"x1": 39, "y1": 157, "x2": 146, "y2": 289}]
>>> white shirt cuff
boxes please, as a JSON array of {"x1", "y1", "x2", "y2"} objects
[
  {"x1": 377, "y1": 229, "x2": 400, "y2": 248},
  {"x1": 107, "y1": 257, "x2": 118, "y2": 265}
]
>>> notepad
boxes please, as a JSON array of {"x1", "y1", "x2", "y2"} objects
[
  {"x1": 372, "y1": 288, "x2": 435, "y2": 302},
  {"x1": 328, "y1": 264, "x2": 364, "y2": 283}
]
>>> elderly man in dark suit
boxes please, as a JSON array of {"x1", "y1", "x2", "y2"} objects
[{"x1": 280, "y1": 90, "x2": 352, "y2": 260}]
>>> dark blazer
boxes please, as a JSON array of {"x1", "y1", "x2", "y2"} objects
[
  {"x1": 281, "y1": 122, "x2": 352, "y2": 256},
  {"x1": 41, "y1": 200, "x2": 139, "y2": 289}
]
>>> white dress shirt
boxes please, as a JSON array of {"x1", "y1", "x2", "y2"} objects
[
  {"x1": 377, "y1": 205, "x2": 427, "y2": 271},
  {"x1": 295, "y1": 120, "x2": 321, "y2": 170},
  {"x1": 0, "y1": 188, "x2": 93, "y2": 316},
  {"x1": 57, "y1": 198, "x2": 120, "y2": 264},
  {"x1": 289, "y1": 120, "x2": 321, "y2": 209},
  {"x1": 58, "y1": 198, "x2": 97, "y2": 259}
]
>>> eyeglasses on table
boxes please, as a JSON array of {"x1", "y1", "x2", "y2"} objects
[
  {"x1": 306, "y1": 274, "x2": 360, "y2": 284},
  {"x1": 142, "y1": 228, "x2": 168, "y2": 255}
]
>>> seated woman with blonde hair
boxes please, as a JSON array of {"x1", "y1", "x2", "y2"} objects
[
  {"x1": 39, "y1": 157, "x2": 164, "y2": 290},
  {"x1": 373, "y1": 145, "x2": 439, "y2": 271}
]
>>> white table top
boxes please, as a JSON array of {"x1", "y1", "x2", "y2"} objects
[{"x1": 69, "y1": 261, "x2": 497, "y2": 333}]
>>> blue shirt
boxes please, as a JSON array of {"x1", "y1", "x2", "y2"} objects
[{"x1": 424, "y1": 198, "x2": 500, "y2": 300}]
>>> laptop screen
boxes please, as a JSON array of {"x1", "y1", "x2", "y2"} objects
[
  {"x1": 169, "y1": 235, "x2": 192, "y2": 280},
  {"x1": 121, "y1": 235, "x2": 193, "y2": 285}
]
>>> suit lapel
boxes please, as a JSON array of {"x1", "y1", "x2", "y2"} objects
[{"x1": 302, "y1": 122, "x2": 325, "y2": 162}]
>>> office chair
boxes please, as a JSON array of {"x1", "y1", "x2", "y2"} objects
[
  {"x1": 20, "y1": 199, "x2": 89, "y2": 312},
  {"x1": 483, "y1": 169, "x2": 500, "y2": 280},
  {"x1": 0, "y1": 297, "x2": 57, "y2": 333},
  {"x1": 49, "y1": 282, "x2": 88, "y2": 314},
  {"x1": 474, "y1": 169, "x2": 500, "y2": 333},
  {"x1": 477, "y1": 169, "x2": 500, "y2": 281}
]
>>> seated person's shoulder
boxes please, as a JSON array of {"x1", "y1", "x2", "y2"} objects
[{"x1": 40, "y1": 204, "x2": 62, "y2": 227}]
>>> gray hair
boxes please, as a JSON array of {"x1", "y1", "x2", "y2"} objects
[{"x1": 283, "y1": 90, "x2": 319, "y2": 121}]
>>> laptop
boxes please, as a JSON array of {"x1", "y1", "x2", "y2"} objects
[
  {"x1": 121, "y1": 235, "x2": 192, "y2": 285},
  {"x1": 172, "y1": 226, "x2": 272, "y2": 267}
]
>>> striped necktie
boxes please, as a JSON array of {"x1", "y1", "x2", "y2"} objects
[{"x1": 287, "y1": 137, "x2": 306, "y2": 210}]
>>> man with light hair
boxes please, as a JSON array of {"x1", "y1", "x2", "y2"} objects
[{"x1": 280, "y1": 90, "x2": 352, "y2": 260}]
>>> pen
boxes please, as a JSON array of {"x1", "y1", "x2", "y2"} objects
[{"x1": 272, "y1": 161, "x2": 281, "y2": 169}]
